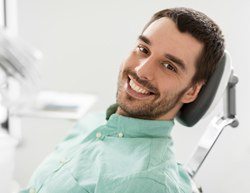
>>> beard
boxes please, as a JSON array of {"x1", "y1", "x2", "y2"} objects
[{"x1": 116, "y1": 68, "x2": 190, "y2": 120}]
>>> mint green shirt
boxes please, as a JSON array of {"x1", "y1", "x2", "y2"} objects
[{"x1": 20, "y1": 111, "x2": 192, "y2": 193}]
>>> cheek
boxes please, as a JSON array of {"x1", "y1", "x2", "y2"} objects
[
  {"x1": 157, "y1": 78, "x2": 183, "y2": 95},
  {"x1": 122, "y1": 51, "x2": 138, "y2": 68}
]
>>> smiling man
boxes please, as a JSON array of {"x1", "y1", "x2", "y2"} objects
[
  {"x1": 116, "y1": 16, "x2": 205, "y2": 120},
  {"x1": 21, "y1": 7, "x2": 224, "y2": 193}
]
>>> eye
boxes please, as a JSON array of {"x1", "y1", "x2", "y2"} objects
[
  {"x1": 137, "y1": 45, "x2": 150, "y2": 55},
  {"x1": 162, "y1": 62, "x2": 177, "y2": 73}
]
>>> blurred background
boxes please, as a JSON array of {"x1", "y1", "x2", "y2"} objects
[{"x1": 0, "y1": 0, "x2": 249, "y2": 193}]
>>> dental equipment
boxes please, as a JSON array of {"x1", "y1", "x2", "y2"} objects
[{"x1": 177, "y1": 51, "x2": 239, "y2": 193}]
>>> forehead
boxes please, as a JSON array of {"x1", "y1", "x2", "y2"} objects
[{"x1": 142, "y1": 17, "x2": 203, "y2": 73}]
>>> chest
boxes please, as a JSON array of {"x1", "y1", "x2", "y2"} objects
[{"x1": 27, "y1": 137, "x2": 154, "y2": 193}]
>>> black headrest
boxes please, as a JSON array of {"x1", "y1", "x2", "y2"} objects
[{"x1": 176, "y1": 53, "x2": 227, "y2": 127}]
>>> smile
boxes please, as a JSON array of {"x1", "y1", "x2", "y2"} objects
[
  {"x1": 125, "y1": 75, "x2": 155, "y2": 99},
  {"x1": 129, "y1": 78, "x2": 150, "y2": 94}
]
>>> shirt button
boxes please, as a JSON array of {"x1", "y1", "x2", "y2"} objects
[
  {"x1": 118, "y1": 132, "x2": 124, "y2": 138},
  {"x1": 29, "y1": 187, "x2": 36, "y2": 193},
  {"x1": 96, "y1": 132, "x2": 102, "y2": 138}
]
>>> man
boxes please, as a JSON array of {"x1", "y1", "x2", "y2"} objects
[{"x1": 20, "y1": 7, "x2": 224, "y2": 193}]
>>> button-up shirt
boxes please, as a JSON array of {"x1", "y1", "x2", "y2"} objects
[{"x1": 20, "y1": 110, "x2": 192, "y2": 193}]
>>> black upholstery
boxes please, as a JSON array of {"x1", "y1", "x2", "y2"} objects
[{"x1": 176, "y1": 53, "x2": 226, "y2": 127}]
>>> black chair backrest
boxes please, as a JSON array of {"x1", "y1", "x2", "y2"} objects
[{"x1": 176, "y1": 52, "x2": 229, "y2": 127}]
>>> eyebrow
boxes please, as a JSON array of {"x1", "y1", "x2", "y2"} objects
[
  {"x1": 138, "y1": 35, "x2": 187, "y2": 72},
  {"x1": 164, "y1": 54, "x2": 186, "y2": 72},
  {"x1": 138, "y1": 35, "x2": 151, "y2": 45}
]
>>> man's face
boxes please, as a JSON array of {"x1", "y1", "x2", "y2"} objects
[{"x1": 116, "y1": 17, "x2": 203, "y2": 120}]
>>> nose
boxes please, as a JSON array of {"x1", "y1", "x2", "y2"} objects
[{"x1": 135, "y1": 57, "x2": 155, "y2": 81}]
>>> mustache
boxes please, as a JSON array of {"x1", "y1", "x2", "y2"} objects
[{"x1": 124, "y1": 69, "x2": 159, "y2": 95}]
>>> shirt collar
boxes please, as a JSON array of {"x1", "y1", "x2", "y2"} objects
[{"x1": 105, "y1": 104, "x2": 174, "y2": 138}]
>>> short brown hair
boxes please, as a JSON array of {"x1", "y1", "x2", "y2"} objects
[{"x1": 142, "y1": 7, "x2": 225, "y2": 84}]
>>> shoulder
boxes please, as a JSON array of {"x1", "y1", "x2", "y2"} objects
[
  {"x1": 55, "y1": 111, "x2": 106, "y2": 150},
  {"x1": 64, "y1": 111, "x2": 106, "y2": 139},
  {"x1": 126, "y1": 162, "x2": 193, "y2": 193},
  {"x1": 75, "y1": 111, "x2": 107, "y2": 130}
]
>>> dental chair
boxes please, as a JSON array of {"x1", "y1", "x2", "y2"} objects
[{"x1": 177, "y1": 51, "x2": 239, "y2": 193}]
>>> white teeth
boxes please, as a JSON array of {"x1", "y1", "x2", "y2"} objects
[{"x1": 129, "y1": 79, "x2": 149, "y2": 94}]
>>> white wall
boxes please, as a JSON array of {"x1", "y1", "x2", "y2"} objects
[{"x1": 15, "y1": 0, "x2": 250, "y2": 192}]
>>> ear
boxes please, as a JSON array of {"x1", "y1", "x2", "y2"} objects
[{"x1": 181, "y1": 81, "x2": 205, "y2": 104}]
